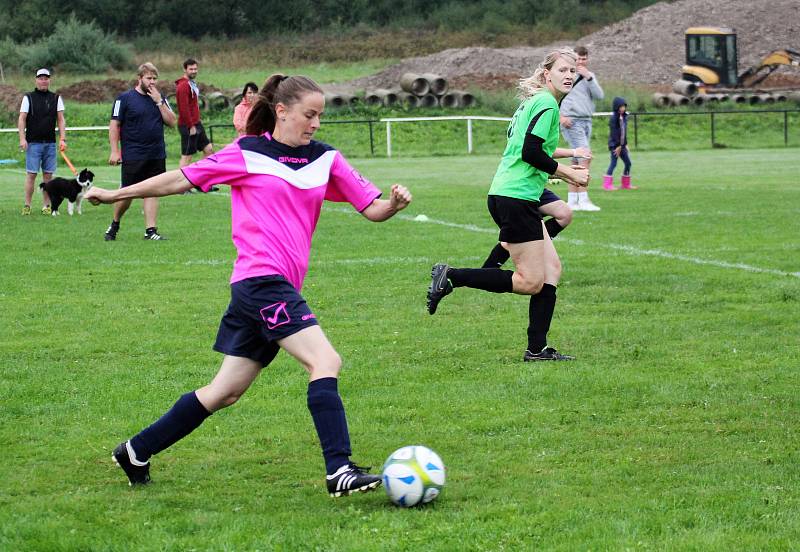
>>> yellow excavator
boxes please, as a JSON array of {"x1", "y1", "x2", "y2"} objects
[{"x1": 681, "y1": 27, "x2": 800, "y2": 90}]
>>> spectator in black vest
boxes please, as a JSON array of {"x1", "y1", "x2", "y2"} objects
[{"x1": 18, "y1": 68, "x2": 67, "y2": 215}]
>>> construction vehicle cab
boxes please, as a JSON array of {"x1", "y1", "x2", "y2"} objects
[
  {"x1": 683, "y1": 27, "x2": 738, "y2": 86},
  {"x1": 683, "y1": 27, "x2": 800, "y2": 89}
]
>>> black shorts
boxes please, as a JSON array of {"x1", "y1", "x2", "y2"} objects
[
  {"x1": 213, "y1": 275, "x2": 320, "y2": 365},
  {"x1": 178, "y1": 123, "x2": 211, "y2": 156},
  {"x1": 538, "y1": 188, "x2": 561, "y2": 207},
  {"x1": 121, "y1": 158, "x2": 166, "y2": 187},
  {"x1": 487, "y1": 194, "x2": 544, "y2": 244}
]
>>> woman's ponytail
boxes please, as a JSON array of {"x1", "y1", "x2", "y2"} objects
[{"x1": 245, "y1": 74, "x2": 323, "y2": 136}]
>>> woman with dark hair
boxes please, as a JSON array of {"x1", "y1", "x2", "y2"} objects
[
  {"x1": 233, "y1": 81, "x2": 258, "y2": 136},
  {"x1": 86, "y1": 74, "x2": 412, "y2": 497},
  {"x1": 426, "y1": 48, "x2": 589, "y2": 362}
]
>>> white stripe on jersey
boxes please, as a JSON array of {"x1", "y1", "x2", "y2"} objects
[
  {"x1": 241, "y1": 149, "x2": 337, "y2": 190},
  {"x1": 112, "y1": 100, "x2": 121, "y2": 118}
]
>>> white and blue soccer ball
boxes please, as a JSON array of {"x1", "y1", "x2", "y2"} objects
[{"x1": 382, "y1": 445, "x2": 446, "y2": 507}]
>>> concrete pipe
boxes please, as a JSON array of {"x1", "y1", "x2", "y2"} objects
[
  {"x1": 730, "y1": 94, "x2": 748, "y2": 103},
  {"x1": 787, "y1": 91, "x2": 800, "y2": 104},
  {"x1": 396, "y1": 92, "x2": 419, "y2": 108},
  {"x1": 696, "y1": 94, "x2": 718, "y2": 105},
  {"x1": 206, "y1": 92, "x2": 231, "y2": 110},
  {"x1": 652, "y1": 93, "x2": 670, "y2": 107},
  {"x1": 460, "y1": 92, "x2": 476, "y2": 108},
  {"x1": 418, "y1": 93, "x2": 438, "y2": 108},
  {"x1": 440, "y1": 91, "x2": 462, "y2": 108},
  {"x1": 324, "y1": 93, "x2": 346, "y2": 108},
  {"x1": 198, "y1": 94, "x2": 208, "y2": 111},
  {"x1": 231, "y1": 93, "x2": 243, "y2": 105},
  {"x1": 672, "y1": 79, "x2": 699, "y2": 97},
  {"x1": 422, "y1": 73, "x2": 448, "y2": 96},
  {"x1": 667, "y1": 93, "x2": 690, "y2": 106},
  {"x1": 773, "y1": 93, "x2": 788, "y2": 102},
  {"x1": 345, "y1": 94, "x2": 360, "y2": 107},
  {"x1": 400, "y1": 73, "x2": 430, "y2": 96},
  {"x1": 373, "y1": 89, "x2": 399, "y2": 107},
  {"x1": 714, "y1": 94, "x2": 730, "y2": 102},
  {"x1": 750, "y1": 94, "x2": 774, "y2": 104},
  {"x1": 364, "y1": 91, "x2": 383, "y2": 107}
]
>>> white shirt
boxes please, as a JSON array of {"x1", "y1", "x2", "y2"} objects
[{"x1": 20, "y1": 95, "x2": 65, "y2": 113}]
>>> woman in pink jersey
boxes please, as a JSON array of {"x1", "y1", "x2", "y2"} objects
[
  {"x1": 86, "y1": 74, "x2": 412, "y2": 497},
  {"x1": 233, "y1": 81, "x2": 258, "y2": 136}
]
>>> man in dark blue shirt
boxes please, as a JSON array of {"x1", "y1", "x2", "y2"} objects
[{"x1": 105, "y1": 62, "x2": 177, "y2": 241}]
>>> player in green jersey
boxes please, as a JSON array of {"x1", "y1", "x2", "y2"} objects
[{"x1": 427, "y1": 47, "x2": 590, "y2": 361}]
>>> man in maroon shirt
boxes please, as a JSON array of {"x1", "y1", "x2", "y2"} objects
[{"x1": 175, "y1": 58, "x2": 213, "y2": 168}]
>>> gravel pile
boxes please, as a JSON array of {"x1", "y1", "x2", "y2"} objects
[{"x1": 343, "y1": 0, "x2": 800, "y2": 91}]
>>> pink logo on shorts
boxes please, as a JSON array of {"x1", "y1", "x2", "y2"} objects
[
  {"x1": 261, "y1": 302, "x2": 291, "y2": 330},
  {"x1": 301, "y1": 313, "x2": 316, "y2": 321}
]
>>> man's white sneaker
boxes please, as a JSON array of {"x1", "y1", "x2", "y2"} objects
[
  {"x1": 580, "y1": 201, "x2": 601, "y2": 211},
  {"x1": 567, "y1": 201, "x2": 581, "y2": 212}
]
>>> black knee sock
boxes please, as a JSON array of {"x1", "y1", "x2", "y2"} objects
[
  {"x1": 448, "y1": 268, "x2": 514, "y2": 293},
  {"x1": 544, "y1": 218, "x2": 565, "y2": 239},
  {"x1": 481, "y1": 243, "x2": 510, "y2": 268},
  {"x1": 527, "y1": 284, "x2": 557, "y2": 353},
  {"x1": 130, "y1": 391, "x2": 212, "y2": 462},
  {"x1": 307, "y1": 377, "x2": 352, "y2": 475}
]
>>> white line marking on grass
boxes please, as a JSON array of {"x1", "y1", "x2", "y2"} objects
[
  {"x1": 324, "y1": 206, "x2": 800, "y2": 279},
  {"x1": 18, "y1": 255, "x2": 485, "y2": 268}
]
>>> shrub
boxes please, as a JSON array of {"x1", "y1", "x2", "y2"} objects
[
  {"x1": 22, "y1": 15, "x2": 133, "y2": 74},
  {"x1": 0, "y1": 37, "x2": 24, "y2": 70}
]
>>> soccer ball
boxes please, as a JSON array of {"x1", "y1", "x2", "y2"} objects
[{"x1": 382, "y1": 445, "x2": 446, "y2": 507}]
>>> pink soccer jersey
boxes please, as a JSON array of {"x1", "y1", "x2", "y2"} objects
[{"x1": 181, "y1": 134, "x2": 382, "y2": 290}]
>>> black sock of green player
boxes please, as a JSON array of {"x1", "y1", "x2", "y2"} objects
[
  {"x1": 527, "y1": 283, "x2": 557, "y2": 352},
  {"x1": 481, "y1": 243, "x2": 510, "y2": 268},
  {"x1": 544, "y1": 218, "x2": 564, "y2": 239},
  {"x1": 447, "y1": 267, "x2": 513, "y2": 293}
]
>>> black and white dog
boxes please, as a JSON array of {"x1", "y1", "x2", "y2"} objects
[{"x1": 39, "y1": 169, "x2": 95, "y2": 216}]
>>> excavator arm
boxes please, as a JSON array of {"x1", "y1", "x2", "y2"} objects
[{"x1": 738, "y1": 49, "x2": 800, "y2": 87}]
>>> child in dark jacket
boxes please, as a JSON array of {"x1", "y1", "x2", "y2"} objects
[{"x1": 603, "y1": 96, "x2": 636, "y2": 190}]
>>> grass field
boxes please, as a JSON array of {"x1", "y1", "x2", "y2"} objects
[{"x1": 1, "y1": 148, "x2": 799, "y2": 550}]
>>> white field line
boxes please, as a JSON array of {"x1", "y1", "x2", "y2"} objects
[
  {"x1": 6, "y1": 175, "x2": 796, "y2": 279},
  {"x1": 17, "y1": 255, "x2": 483, "y2": 268},
  {"x1": 325, "y1": 206, "x2": 800, "y2": 279}
]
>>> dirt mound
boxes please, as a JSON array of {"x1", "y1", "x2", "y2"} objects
[
  {"x1": 0, "y1": 84, "x2": 22, "y2": 114},
  {"x1": 55, "y1": 79, "x2": 223, "y2": 104},
  {"x1": 345, "y1": 0, "x2": 800, "y2": 91},
  {"x1": 56, "y1": 79, "x2": 132, "y2": 103},
  {"x1": 578, "y1": 0, "x2": 799, "y2": 85}
]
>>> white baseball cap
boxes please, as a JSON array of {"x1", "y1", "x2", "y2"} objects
[{"x1": 36, "y1": 68, "x2": 51, "y2": 77}]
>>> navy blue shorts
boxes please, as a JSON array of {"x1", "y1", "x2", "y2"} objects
[
  {"x1": 213, "y1": 275, "x2": 319, "y2": 365},
  {"x1": 538, "y1": 188, "x2": 561, "y2": 207}
]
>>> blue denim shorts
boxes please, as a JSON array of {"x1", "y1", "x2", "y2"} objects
[
  {"x1": 26, "y1": 142, "x2": 57, "y2": 174},
  {"x1": 213, "y1": 275, "x2": 319, "y2": 365}
]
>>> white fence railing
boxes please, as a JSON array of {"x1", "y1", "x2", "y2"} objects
[
  {"x1": 379, "y1": 114, "x2": 613, "y2": 157},
  {"x1": 381, "y1": 115, "x2": 509, "y2": 157}
]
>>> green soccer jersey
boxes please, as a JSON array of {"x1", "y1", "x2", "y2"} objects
[{"x1": 489, "y1": 91, "x2": 560, "y2": 202}]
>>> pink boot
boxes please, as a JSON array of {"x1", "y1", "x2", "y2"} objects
[
  {"x1": 602, "y1": 175, "x2": 617, "y2": 191},
  {"x1": 620, "y1": 175, "x2": 638, "y2": 189}
]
